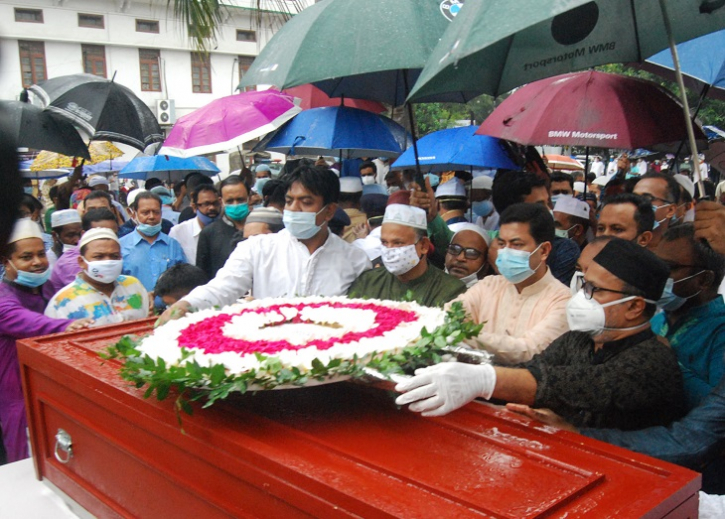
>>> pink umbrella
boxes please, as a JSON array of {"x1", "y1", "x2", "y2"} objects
[
  {"x1": 159, "y1": 89, "x2": 301, "y2": 158},
  {"x1": 477, "y1": 71, "x2": 707, "y2": 152},
  {"x1": 283, "y1": 84, "x2": 386, "y2": 113}
]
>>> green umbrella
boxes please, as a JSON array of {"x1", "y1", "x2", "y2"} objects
[
  {"x1": 238, "y1": 0, "x2": 476, "y2": 106},
  {"x1": 409, "y1": 0, "x2": 725, "y2": 101}
]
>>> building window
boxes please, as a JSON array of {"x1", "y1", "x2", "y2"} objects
[
  {"x1": 238, "y1": 55, "x2": 256, "y2": 92},
  {"x1": 19, "y1": 41, "x2": 46, "y2": 87},
  {"x1": 78, "y1": 13, "x2": 104, "y2": 29},
  {"x1": 191, "y1": 53, "x2": 212, "y2": 93},
  {"x1": 82, "y1": 45, "x2": 107, "y2": 78},
  {"x1": 139, "y1": 49, "x2": 161, "y2": 92},
  {"x1": 236, "y1": 30, "x2": 256, "y2": 42},
  {"x1": 136, "y1": 19, "x2": 159, "y2": 33},
  {"x1": 15, "y1": 8, "x2": 43, "y2": 23}
]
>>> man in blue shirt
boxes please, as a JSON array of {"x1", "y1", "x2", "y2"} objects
[
  {"x1": 651, "y1": 223, "x2": 725, "y2": 410},
  {"x1": 119, "y1": 191, "x2": 186, "y2": 292}
]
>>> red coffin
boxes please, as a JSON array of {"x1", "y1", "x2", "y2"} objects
[{"x1": 18, "y1": 318, "x2": 700, "y2": 518}]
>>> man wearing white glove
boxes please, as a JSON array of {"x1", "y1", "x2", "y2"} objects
[{"x1": 397, "y1": 239, "x2": 687, "y2": 431}]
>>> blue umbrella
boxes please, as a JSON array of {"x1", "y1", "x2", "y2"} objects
[
  {"x1": 390, "y1": 126, "x2": 518, "y2": 173},
  {"x1": 119, "y1": 155, "x2": 220, "y2": 181},
  {"x1": 255, "y1": 106, "x2": 411, "y2": 159},
  {"x1": 644, "y1": 30, "x2": 725, "y2": 101},
  {"x1": 84, "y1": 159, "x2": 130, "y2": 175}
]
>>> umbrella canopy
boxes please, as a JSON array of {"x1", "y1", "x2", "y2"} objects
[
  {"x1": 705, "y1": 140, "x2": 725, "y2": 174},
  {"x1": 476, "y1": 71, "x2": 708, "y2": 152},
  {"x1": 409, "y1": 0, "x2": 725, "y2": 101},
  {"x1": 31, "y1": 141, "x2": 124, "y2": 171},
  {"x1": 255, "y1": 106, "x2": 410, "y2": 159},
  {"x1": 0, "y1": 101, "x2": 90, "y2": 160},
  {"x1": 542, "y1": 154, "x2": 584, "y2": 171},
  {"x1": 83, "y1": 159, "x2": 130, "y2": 175},
  {"x1": 282, "y1": 84, "x2": 386, "y2": 113},
  {"x1": 18, "y1": 159, "x2": 70, "y2": 180},
  {"x1": 643, "y1": 29, "x2": 725, "y2": 100},
  {"x1": 119, "y1": 155, "x2": 220, "y2": 181},
  {"x1": 28, "y1": 73, "x2": 163, "y2": 150},
  {"x1": 390, "y1": 126, "x2": 517, "y2": 172},
  {"x1": 238, "y1": 0, "x2": 476, "y2": 106},
  {"x1": 158, "y1": 90, "x2": 301, "y2": 158}
]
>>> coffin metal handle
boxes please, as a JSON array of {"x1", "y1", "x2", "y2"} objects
[{"x1": 54, "y1": 428, "x2": 73, "y2": 464}]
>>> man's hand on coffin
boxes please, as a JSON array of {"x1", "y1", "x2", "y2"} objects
[
  {"x1": 65, "y1": 317, "x2": 94, "y2": 331},
  {"x1": 394, "y1": 362, "x2": 496, "y2": 417},
  {"x1": 505, "y1": 403, "x2": 579, "y2": 433},
  {"x1": 156, "y1": 300, "x2": 192, "y2": 327}
]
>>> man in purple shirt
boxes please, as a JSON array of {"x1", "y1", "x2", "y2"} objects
[{"x1": 1, "y1": 219, "x2": 91, "y2": 462}]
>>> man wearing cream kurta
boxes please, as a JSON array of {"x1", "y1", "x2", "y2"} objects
[{"x1": 450, "y1": 203, "x2": 571, "y2": 364}]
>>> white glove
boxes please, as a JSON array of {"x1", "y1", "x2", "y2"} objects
[{"x1": 394, "y1": 362, "x2": 497, "y2": 417}]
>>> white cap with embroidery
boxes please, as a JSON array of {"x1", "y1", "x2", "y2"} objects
[
  {"x1": 9, "y1": 218, "x2": 44, "y2": 244},
  {"x1": 435, "y1": 178, "x2": 467, "y2": 198},
  {"x1": 383, "y1": 204, "x2": 427, "y2": 230},
  {"x1": 50, "y1": 209, "x2": 81, "y2": 228},
  {"x1": 554, "y1": 196, "x2": 590, "y2": 220},
  {"x1": 340, "y1": 177, "x2": 363, "y2": 193},
  {"x1": 79, "y1": 228, "x2": 120, "y2": 250}
]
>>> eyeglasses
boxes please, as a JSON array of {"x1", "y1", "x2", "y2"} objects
[
  {"x1": 581, "y1": 280, "x2": 638, "y2": 300},
  {"x1": 447, "y1": 244, "x2": 483, "y2": 260},
  {"x1": 551, "y1": 189, "x2": 573, "y2": 195},
  {"x1": 638, "y1": 194, "x2": 674, "y2": 206}
]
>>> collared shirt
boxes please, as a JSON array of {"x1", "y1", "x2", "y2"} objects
[
  {"x1": 651, "y1": 295, "x2": 725, "y2": 410},
  {"x1": 120, "y1": 231, "x2": 187, "y2": 291},
  {"x1": 183, "y1": 229, "x2": 372, "y2": 309},
  {"x1": 162, "y1": 206, "x2": 180, "y2": 225},
  {"x1": 45, "y1": 275, "x2": 149, "y2": 326},
  {"x1": 169, "y1": 217, "x2": 202, "y2": 267},
  {"x1": 42, "y1": 246, "x2": 81, "y2": 301},
  {"x1": 525, "y1": 329, "x2": 686, "y2": 431},
  {"x1": 450, "y1": 268, "x2": 571, "y2": 364}
]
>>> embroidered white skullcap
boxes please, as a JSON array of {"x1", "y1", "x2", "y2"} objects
[
  {"x1": 50, "y1": 209, "x2": 81, "y2": 228},
  {"x1": 79, "y1": 228, "x2": 119, "y2": 250},
  {"x1": 127, "y1": 188, "x2": 146, "y2": 207},
  {"x1": 573, "y1": 181, "x2": 586, "y2": 192},
  {"x1": 88, "y1": 176, "x2": 110, "y2": 187},
  {"x1": 554, "y1": 196, "x2": 590, "y2": 220},
  {"x1": 450, "y1": 222, "x2": 491, "y2": 246},
  {"x1": 382, "y1": 203, "x2": 427, "y2": 230},
  {"x1": 340, "y1": 177, "x2": 363, "y2": 194},
  {"x1": 472, "y1": 176, "x2": 493, "y2": 190},
  {"x1": 435, "y1": 178, "x2": 466, "y2": 198},
  {"x1": 8, "y1": 218, "x2": 43, "y2": 244},
  {"x1": 673, "y1": 174, "x2": 695, "y2": 198}
]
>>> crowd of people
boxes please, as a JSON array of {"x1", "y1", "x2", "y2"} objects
[{"x1": 3, "y1": 152, "x2": 725, "y2": 496}]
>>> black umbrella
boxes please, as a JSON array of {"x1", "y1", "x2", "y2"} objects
[
  {"x1": 0, "y1": 100, "x2": 91, "y2": 160},
  {"x1": 28, "y1": 73, "x2": 164, "y2": 151}
]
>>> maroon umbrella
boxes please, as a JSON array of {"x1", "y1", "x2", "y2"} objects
[
  {"x1": 283, "y1": 84, "x2": 386, "y2": 113},
  {"x1": 477, "y1": 71, "x2": 707, "y2": 152}
]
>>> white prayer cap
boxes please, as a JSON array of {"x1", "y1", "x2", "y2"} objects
[
  {"x1": 79, "y1": 228, "x2": 119, "y2": 250},
  {"x1": 9, "y1": 218, "x2": 43, "y2": 244},
  {"x1": 88, "y1": 176, "x2": 110, "y2": 187},
  {"x1": 450, "y1": 222, "x2": 491, "y2": 246},
  {"x1": 573, "y1": 181, "x2": 586, "y2": 192},
  {"x1": 472, "y1": 176, "x2": 493, "y2": 190},
  {"x1": 382, "y1": 203, "x2": 427, "y2": 230},
  {"x1": 592, "y1": 175, "x2": 610, "y2": 186},
  {"x1": 435, "y1": 178, "x2": 466, "y2": 198},
  {"x1": 50, "y1": 209, "x2": 81, "y2": 228},
  {"x1": 340, "y1": 177, "x2": 363, "y2": 194},
  {"x1": 673, "y1": 174, "x2": 695, "y2": 198},
  {"x1": 554, "y1": 196, "x2": 590, "y2": 220},
  {"x1": 127, "y1": 188, "x2": 146, "y2": 207}
]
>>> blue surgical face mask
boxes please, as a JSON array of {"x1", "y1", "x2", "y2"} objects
[
  {"x1": 495, "y1": 244, "x2": 543, "y2": 284},
  {"x1": 657, "y1": 273, "x2": 704, "y2": 311},
  {"x1": 225, "y1": 202, "x2": 250, "y2": 222},
  {"x1": 424, "y1": 173, "x2": 440, "y2": 188},
  {"x1": 651, "y1": 204, "x2": 672, "y2": 230},
  {"x1": 23, "y1": 187, "x2": 34, "y2": 195},
  {"x1": 160, "y1": 195, "x2": 174, "y2": 206},
  {"x1": 136, "y1": 222, "x2": 162, "y2": 237},
  {"x1": 9, "y1": 260, "x2": 51, "y2": 288},
  {"x1": 283, "y1": 206, "x2": 327, "y2": 240},
  {"x1": 253, "y1": 177, "x2": 270, "y2": 194},
  {"x1": 196, "y1": 210, "x2": 218, "y2": 226},
  {"x1": 472, "y1": 200, "x2": 494, "y2": 218}
]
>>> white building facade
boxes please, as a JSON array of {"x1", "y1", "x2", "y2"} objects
[{"x1": 0, "y1": 0, "x2": 305, "y2": 126}]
